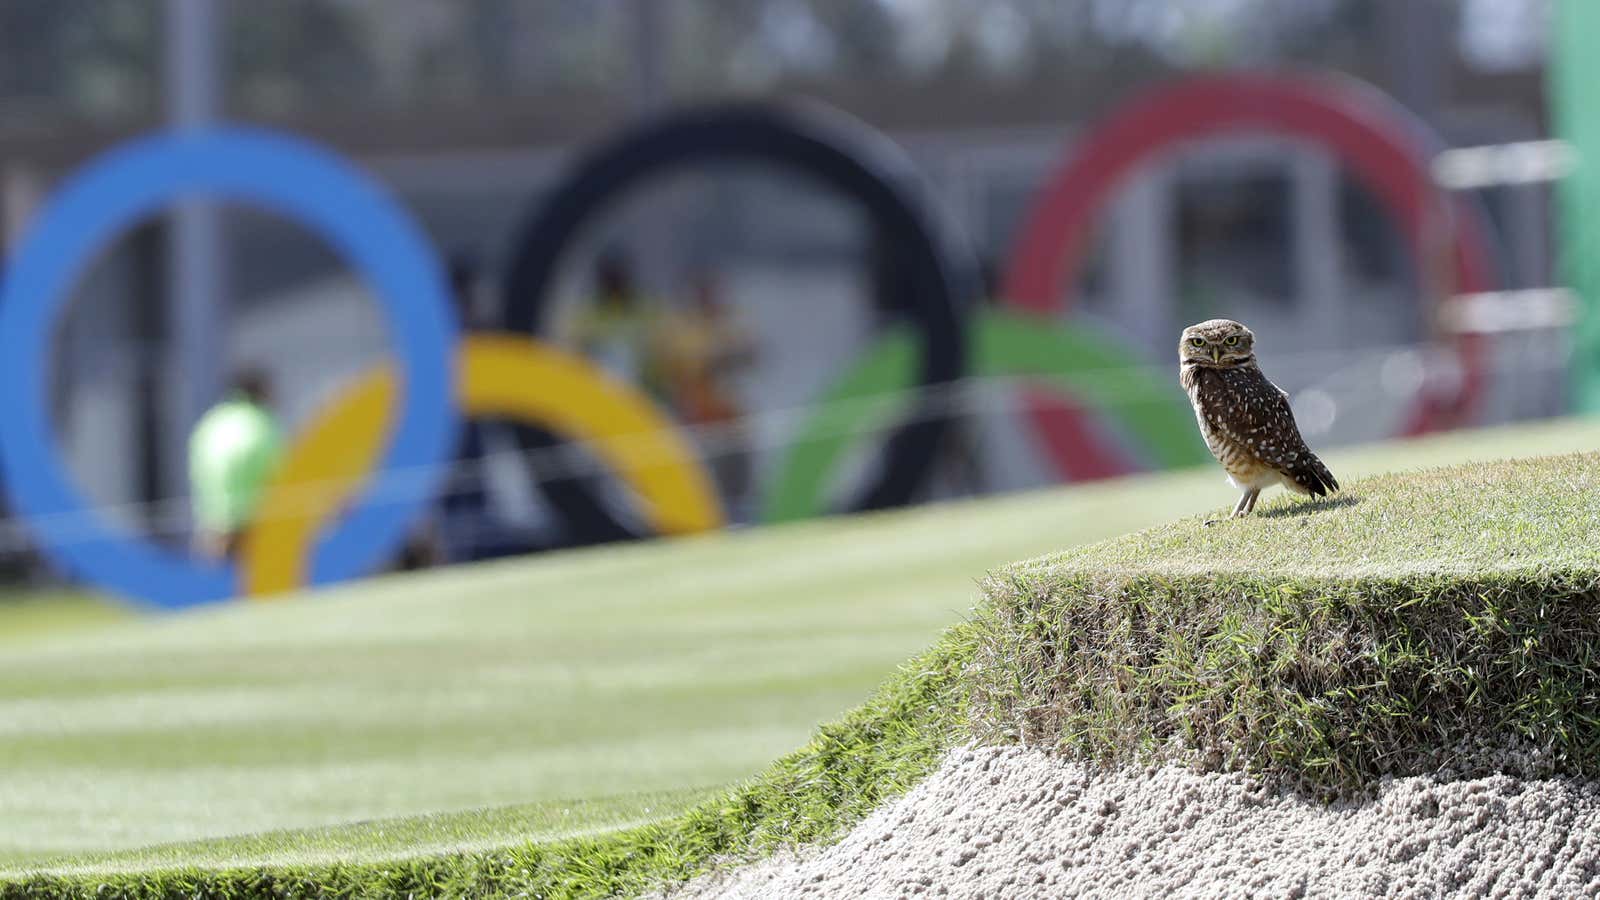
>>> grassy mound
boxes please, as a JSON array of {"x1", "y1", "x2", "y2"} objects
[
  {"x1": 974, "y1": 454, "x2": 1600, "y2": 792},
  {"x1": 8, "y1": 431, "x2": 1600, "y2": 898}
]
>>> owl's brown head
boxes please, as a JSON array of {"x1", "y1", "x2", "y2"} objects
[{"x1": 1180, "y1": 319, "x2": 1255, "y2": 368}]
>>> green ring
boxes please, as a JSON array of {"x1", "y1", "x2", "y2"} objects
[{"x1": 761, "y1": 310, "x2": 1210, "y2": 523}]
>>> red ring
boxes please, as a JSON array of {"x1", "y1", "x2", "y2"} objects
[{"x1": 1000, "y1": 73, "x2": 1500, "y2": 480}]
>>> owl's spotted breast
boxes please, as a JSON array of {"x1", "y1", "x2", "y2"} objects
[
  {"x1": 1184, "y1": 369, "x2": 1280, "y2": 488},
  {"x1": 1181, "y1": 361, "x2": 1337, "y2": 499}
]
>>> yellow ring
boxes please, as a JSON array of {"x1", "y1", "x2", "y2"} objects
[{"x1": 240, "y1": 333, "x2": 724, "y2": 597}]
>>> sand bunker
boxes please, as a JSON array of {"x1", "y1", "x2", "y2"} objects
[{"x1": 668, "y1": 747, "x2": 1600, "y2": 898}]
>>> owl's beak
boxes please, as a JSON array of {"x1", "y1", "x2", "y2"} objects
[{"x1": 1211, "y1": 347, "x2": 1221, "y2": 364}]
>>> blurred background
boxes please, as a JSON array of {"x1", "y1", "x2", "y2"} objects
[{"x1": 0, "y1": 0, "x2": 1584, "y2": 603}]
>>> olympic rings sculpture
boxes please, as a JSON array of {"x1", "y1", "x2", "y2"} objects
[{"x1": 0, "y1": 73, "x2": 1501, "y2": 610}]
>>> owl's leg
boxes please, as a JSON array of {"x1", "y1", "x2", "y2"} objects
[
  {"x1": 1207, "y1": 489, "x2": 1254, "y2": 526},
  {"x1": 1232, "y1": 489, "x2": 1260, "y2": 518}
]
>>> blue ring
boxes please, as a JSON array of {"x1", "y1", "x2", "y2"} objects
[{"x1": 0, "y1": 128, "x2": 459, "y2": 609}]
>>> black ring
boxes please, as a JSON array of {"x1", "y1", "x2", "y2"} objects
[{"x1": 500, "y1": 102, "x2": 974, "y2": 543}]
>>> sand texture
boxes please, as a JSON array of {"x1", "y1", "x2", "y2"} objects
[{"x1": 666, "y1": 746, "x2": 1600, "y2": 899}]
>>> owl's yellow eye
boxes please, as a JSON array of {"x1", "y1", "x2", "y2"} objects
[
  {"x1": 1224, "y1": 335, "x2": 1240, "y2": 346},
  {"x1": 1189, "y1": 337, "x2": 1205, "y2": 348}
]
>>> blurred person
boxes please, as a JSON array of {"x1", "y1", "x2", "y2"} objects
[
  {"x1": 187, "y1": 368, "x2": 283, "y2": 561},
  {"x1": 658, "y1": 267, "x2": 760, "y2": 516},
  {"x1": 570, "y1": 250, "x2": 664, "y2": 395},
  {"x1": 533, "y1": 249, "x2": 670, "y2": 547}
]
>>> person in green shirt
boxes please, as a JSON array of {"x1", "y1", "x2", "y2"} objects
[
  {"x1": 187, "y1": 369, "x2": 283, "y2": 561},
  {"x1": 568, "y1": 251, "x2": 666, "y2": 396}
]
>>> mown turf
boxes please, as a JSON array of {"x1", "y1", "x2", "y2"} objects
[
  {"x1": 0, "y1": 590, "x2": 128, "y2": 646},
  {"x1": 975, "y1": 452, "x2": 1600, "y2": 792},
  {"x1": 5, "y1": 418, "x2": 1600, "y2": 897},
  {"x1": 4, "y1": 625, "x2": 977, "y2": 899},
  {"x1": 20, "y1": 788, "x2": 720, "y2": 874}
]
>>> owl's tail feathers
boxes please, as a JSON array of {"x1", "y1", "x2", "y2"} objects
[{"x1": 1290, "y1": 453, "x2": 1339, "y2": 498}]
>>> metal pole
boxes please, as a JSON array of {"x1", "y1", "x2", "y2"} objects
[
  {"x1": 1109, "y1": 166, "x2": 1173, "y2": 354},
  {"x1": 628, "y1": 0, "x2": 668, "y2": 117},
  {"x1": 164, "y1": 0, "x2": 225, "y2": 528},
  {"x1": 625, "y1": 0, "x2": 671, "y2": 288},
  {"x1": 1380, "y1": 0, "x2": 1444, "y2": 128},
  {"x1": 1293, "y1": 149, "x2": 1343, "y2": 351}
]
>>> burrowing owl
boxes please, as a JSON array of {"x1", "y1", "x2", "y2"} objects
[{"x1": 1179, "y1": 319, "x2": 1337, "y2": 518}]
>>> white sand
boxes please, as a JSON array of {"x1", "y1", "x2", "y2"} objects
[{"x1": 666, "y1": 747, "x2": 1600, "y2": 899}]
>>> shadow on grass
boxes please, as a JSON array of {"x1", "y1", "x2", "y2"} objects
[{"x1": 1258, "y1": 494, "x2": 1362, "y2": 519}]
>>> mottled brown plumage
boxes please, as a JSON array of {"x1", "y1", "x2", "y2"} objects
[{"x1": 1178, "y1": 318, "x2": 1337, "y2": 518}]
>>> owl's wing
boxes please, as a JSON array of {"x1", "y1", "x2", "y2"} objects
[{"x1": 1195, "y1": 371, "x2": 1339, "y2": 497}]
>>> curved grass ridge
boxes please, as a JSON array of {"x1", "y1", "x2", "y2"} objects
[{"x1": 973, "y1": 454, "x2": 1600, "y2": 791}]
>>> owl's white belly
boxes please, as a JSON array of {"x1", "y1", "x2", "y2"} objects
[
  {"x1": 1226, "y1": 464, "x2": 1290, "y2": 492},
  {"x1": 1189, "y1": 396, "x2": 1292, "y2": 493}
]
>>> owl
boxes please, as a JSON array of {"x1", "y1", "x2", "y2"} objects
[{"x1": 1178, "y1": 319, "x2": 1337, "y2": 518}]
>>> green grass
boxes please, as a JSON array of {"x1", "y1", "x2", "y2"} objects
[
  {"x1": 976, "y1": 452, "x2": 1600, "y2": 792},
  {"x1": 4, "y1": 417, "x2": 1600, "y2": 897},
  {"x1": 0, "y1": 589, "x2": 128, "y2": 646},
  {"x1": 6, "y1": 627, "x2": 978, "y2": 899},
  {"x1": 29, "y1": 788, "x2": 720, "y2": 874}
]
